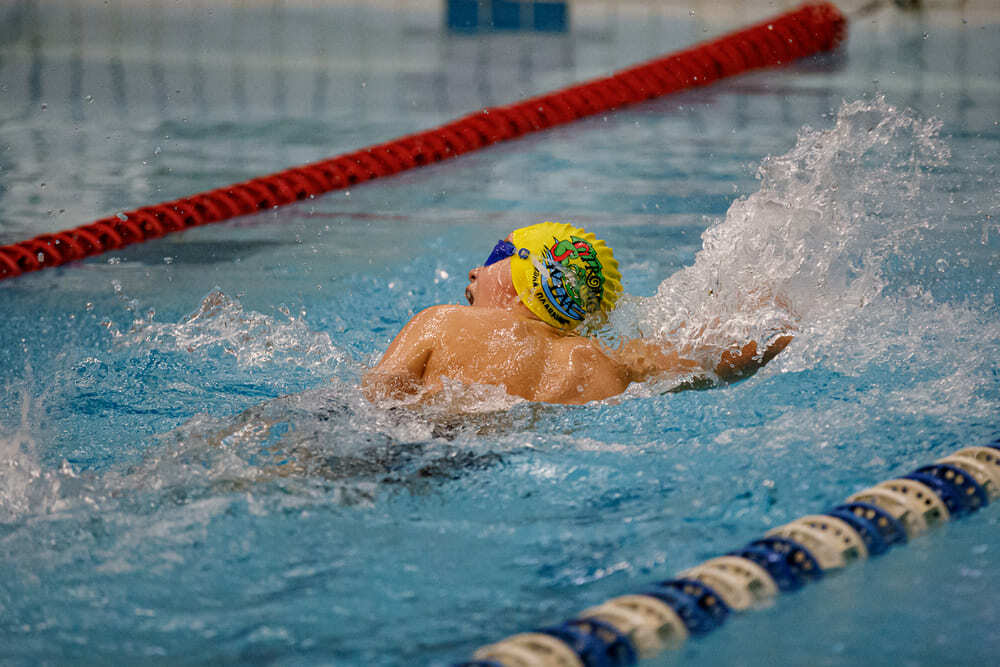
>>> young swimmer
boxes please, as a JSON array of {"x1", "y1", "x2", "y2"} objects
[{"x1": 363, "y1": 222, "x2": 792, "y2": 405}]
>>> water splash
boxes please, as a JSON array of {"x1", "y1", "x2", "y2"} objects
[
  {"x1": 625, "y1": 96, "x2": 958, "y2": 373},
  {"x1": 117, "y1": 289, "x2": 346, "y2": 372},
  {"x1": 0, "y1": 362, "x2": 78, "y2": 522}
]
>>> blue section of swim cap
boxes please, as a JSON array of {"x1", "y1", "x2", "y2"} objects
[{"x1": 826, "y1": 507, "x2": 890, "y2": 556}]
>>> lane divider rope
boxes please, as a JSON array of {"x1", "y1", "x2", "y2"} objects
[
  {"x1": 0, "y1": 2, "x2": 846, "y2": 282},
  {"x1": 457, "y1": 440, "x2": 1000, "y2": 666}
]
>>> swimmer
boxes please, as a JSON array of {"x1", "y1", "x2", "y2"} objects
[{"x1": 363, "y1": 222, "x2": 792, "y2": 405}]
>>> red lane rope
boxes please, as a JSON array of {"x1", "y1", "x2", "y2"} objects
[{"x1": 0, "y1": 2, "x2": 845, "y2": 282}]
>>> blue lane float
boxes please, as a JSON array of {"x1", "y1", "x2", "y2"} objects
[{"x1": 457, "y1": 441, "x2": 1000, "y2": 666}]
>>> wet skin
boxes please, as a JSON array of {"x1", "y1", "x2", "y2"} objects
[{"x1": 363, "y1": 246, "x2": 792, "y2": 405}]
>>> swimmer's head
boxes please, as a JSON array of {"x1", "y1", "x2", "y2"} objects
[{"x1": 496, "y1": 222, "x2": 622, "y2": 330}]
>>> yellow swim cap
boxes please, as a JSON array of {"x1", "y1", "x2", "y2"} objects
[{"x1": 509, "y1": 222, "x2": 622, "y2": 330}]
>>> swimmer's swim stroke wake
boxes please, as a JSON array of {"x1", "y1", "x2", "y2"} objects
[{"x1": 363, "y1": 223, "x2": 792, "y2": 405}]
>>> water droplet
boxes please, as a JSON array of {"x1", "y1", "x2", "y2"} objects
[
  {"x1": 935, "y1": 258, "x2": 949, "y2": 272},
  {"x1": 436, "y1": 269, "x2": 449, "y2": 280},
  {"x1": 85, "y1": 95, "x2": 94, "y2": 103},
  {"x1": 116, "y1": 212, "x2": 128, "y2": 221},
  {"x1": 40, "y1": 103, "x2": 47, "y2": 110},
  {"x1": 688, "y1": 9, "x2": 695, "y2": 16},
  {"x1": 922, "y1": 32, "x2": 929, "y2": 40}
]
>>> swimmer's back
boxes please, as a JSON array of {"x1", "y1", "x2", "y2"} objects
[
  {"x1": 422, "y1": 306, "x2": 629, "y2": 404},
  {"x1": 362, "y1": 305, "x2": 629, "y2": 404}
]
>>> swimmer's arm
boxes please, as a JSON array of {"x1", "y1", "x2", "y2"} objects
[
  {"x1": 616, "y1": 334, "x2": 794, "y2": 384},
  {"x1": 361, "y1": 307, "x2": 440, "y2": 401},
  {"x1": 615, "y1": 339, "x2": 702, "y2": 385}
]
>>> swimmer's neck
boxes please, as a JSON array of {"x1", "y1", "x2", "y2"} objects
[{"x1": 462, "y1": 303, "x2": 581, "y2": 336}]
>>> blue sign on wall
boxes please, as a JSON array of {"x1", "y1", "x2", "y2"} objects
[{"x1": 447, "y1": 1, "x2": 568, "y2": 33}]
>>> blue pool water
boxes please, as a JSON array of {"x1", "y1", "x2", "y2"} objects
[{"x1": 1, "y1": 2, "x2": 999, "y2": 665}]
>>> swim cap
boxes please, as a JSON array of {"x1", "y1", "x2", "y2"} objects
[{"x1": 509, "y1": 222, "x2": 622, "y2": 330}]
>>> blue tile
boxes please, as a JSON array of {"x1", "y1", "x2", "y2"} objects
[
  {"x1": 491, "y1": 0, "x2": 522, "y2": 30},
  {"x1": 447, "y1": 0, "x2": 481, "y2": 32},
  {"x1": 533, "y1": 2, "x2": 568, "y2": 32}
]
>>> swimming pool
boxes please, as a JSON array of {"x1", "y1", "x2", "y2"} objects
[{"x1": 1, "y1": 1, "x2": 999, "y2": 665}]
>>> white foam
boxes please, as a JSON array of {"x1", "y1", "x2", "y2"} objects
[
  {"x1": 116, "y1": 288, "x2": 346, "y2": 372},
  {"x1": 0, "y1": 362, "x2": 75, "y2": 522},
  {"x1": 620, "y1": 96, "x2": 973, "y2": 377}
]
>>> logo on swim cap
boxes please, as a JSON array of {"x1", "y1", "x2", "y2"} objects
[{"x1": 509, "y1": 222, "x2": 622, "y2": 330}]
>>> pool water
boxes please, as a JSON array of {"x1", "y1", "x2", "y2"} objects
[{"x1": 1, "y1": 2, "x2": 999, "y2": 665}]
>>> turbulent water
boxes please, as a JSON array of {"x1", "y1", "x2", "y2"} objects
[
  {"x1": 2, "y1": 92, "x2": 999, "y2": 665},
  {"x1": 2, "y1": 91, "x2": 996, "y2": 533},
  {"x1": 624, "y1": 95, "x2": 993, "y2": 375}
]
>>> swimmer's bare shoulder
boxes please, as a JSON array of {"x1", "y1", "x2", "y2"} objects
[{"x1": 362, "y1": 304, "x2": 456, "y2": 400}]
